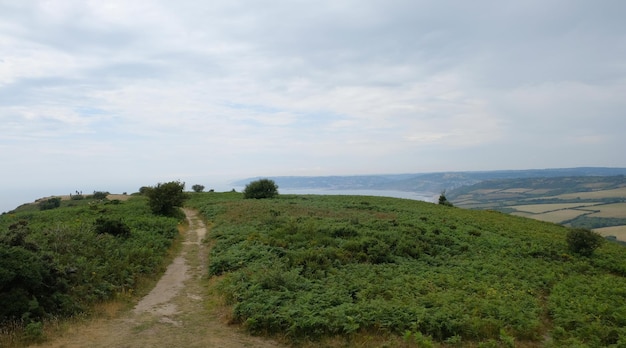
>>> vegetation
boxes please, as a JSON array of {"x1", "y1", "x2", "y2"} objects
[
  {"x1": 192, "y1": 184, "x2": 205, "y2": 193},
  {"x1": 143, "y1": 181, "x2": 188, "y2": 216},
  {"x1": 243, "y1": 179, "x2": 279, "y2": 199},
  {"x1": 186, "y1": 192, "x2": 626, "y2": 347},
  {"x1": 566, "y1": 228, "x2": 604, "y2": 256},
  {"x1": 0, "y1": 194, "x2": 179, "y2": 344},
  {"x1": 438, "y1": 191, "x2": 453, "y2": 207},
  {"x1": 38, "y1": 197, "x2": 61, "y2": 211}
]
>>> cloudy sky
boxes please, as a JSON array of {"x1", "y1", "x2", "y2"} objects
[{"x1": 1, "y1": 1, "x2": 625, "y2": 211}]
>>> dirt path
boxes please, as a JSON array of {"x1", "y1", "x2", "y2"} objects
[{"x1": 37, "y1": 209, "x2": 285, "y2": 348}]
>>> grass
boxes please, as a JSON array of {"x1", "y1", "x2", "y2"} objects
[
  {"x1": 0, "y1": 194, "x2": 181, "y2": 346},
  {"x1": 186, "y1": 192, "x2": 626, "y2": 347}
]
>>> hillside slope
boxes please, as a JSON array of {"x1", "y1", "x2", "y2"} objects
[{"x1": 187, "y1": 192, "x2": 626, "y2": 347}]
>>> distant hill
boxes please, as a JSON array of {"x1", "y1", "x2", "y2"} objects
[
  {"x1": 235, "y1": 167, "x2": 626, "y2": 194},
  {"x1": 446, "y1": 175, "x2": 626, "y2": 235}
]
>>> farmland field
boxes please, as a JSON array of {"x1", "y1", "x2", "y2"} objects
[
  {"x1": 595, "y1": 225, "x2": 626, "y2": 240},
  {"x1": 448, "y1": 176, "x2": 626, "y2": 232},
  {"x1": 511, "y1": 203, "x2": 599, "y2": 214},
  {"x1": 547, "y1": 187, "x2": 626, "y2": 200},
  {"x1": 529, "y1": 209, "x2": 593, "y2": 224},
  {"x1": 588, "y1": 203, "x2": 626, "y2": 218}
]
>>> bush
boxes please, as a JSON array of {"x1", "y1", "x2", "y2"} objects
[
  {"x1": 38, "y1": 197, "x2": 61, "y2": 211},
  {"x1": 91, "y1": 191, "x2": 109, "y2": 200},
  {"x1": 243, "y1": 179, "x2": 278, "y2": 199},
  {"x1": 144, "y1": 181, "x2": 188, "y2": 216},
  {"x1": 192, "y1": 184, "x2": 205, "y2": 193},
  {"x1": 93, "y1": 217, "x2": 131, "y2": 237},
  {"x1": 566, "y1": 228, "x2": 604, "y2": 256},
  {"x1": 438, "y1": 191, "x2": 453, "y2": 207}
]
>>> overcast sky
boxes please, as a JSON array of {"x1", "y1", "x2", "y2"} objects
[{"x1": 1, "y1": 1, "x2": 625, "y2": 211}]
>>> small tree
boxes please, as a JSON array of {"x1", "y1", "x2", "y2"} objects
[
  {"x1": 438, "y1": 191, "x2": 453, "y2": 207},
  {"x1": 144, "y1": 181, "x2": 188, "y2": 216},
  {"x1": 566, "y1": 228, "x2": 604, "y2": 257},
  {"x1": 191, "y1": 184, "x2": 205, "y2": 193},
  {"x1": 243, "y1": 179, "x2": 278, "y2": 199}
]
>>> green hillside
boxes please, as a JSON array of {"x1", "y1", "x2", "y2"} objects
[
  {"x1": 2, "y1": 191, "x2": 626, "y2": 347},
  {"x1": 187, "y1": 192, "x2": 626, "y2": 347},
  {"x1": 0, "y1": 193, "x2": 180, "y2": 343}
]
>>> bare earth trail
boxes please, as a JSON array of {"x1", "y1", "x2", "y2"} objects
[{"x1": 38, "y1": 209, "x2": 284, "y2": 348}]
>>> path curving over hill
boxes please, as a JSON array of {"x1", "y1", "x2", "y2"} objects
[{"x1": 37, "y1": 209, "x2": 284, "y2": 348}]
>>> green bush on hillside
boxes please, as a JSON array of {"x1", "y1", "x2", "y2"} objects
[
  {"x1": 94, "y1": 217, "x2": 131, "y2": 237},
  {"x1": 243, "y1": 179, "x2": 278, "y2": 199},
  {"x1": 143, "y1": 181, "x2": 188, "y2": 216},
  {"x1": 38, "y1": 197, "x2": 61, "y2": 211},
  {"x1": 566, "y1": 228, "x2": 604, "y2": 256}
]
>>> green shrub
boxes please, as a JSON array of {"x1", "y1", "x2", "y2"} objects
[
  {"x1": 566, "y1": 228, "x2": 604, "y2": 256},
  {"x1": 192, "y1": 184, "x2": 205, "y2": 193},
  {"x1": 93, "y1": 217, "x2": 131, "y2": 237},
  {"x1": 144, "y1": 181, "x2": 187, "y2": 216},
  {"x1": 38, "y1": 197, "x2": 61, "y2": 211},
  {"x1": 91, "y1": 191, "x2": 109, "y2": 200},
  {"x1": 243, "y1": 179, "x2": 278, "y2": 199}
]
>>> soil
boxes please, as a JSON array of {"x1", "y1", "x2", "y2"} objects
[{"x1": 35, "y1": 209, "x2": 285, "y2": 348}]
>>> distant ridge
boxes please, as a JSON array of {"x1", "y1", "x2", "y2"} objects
[{"x1": 234, "y1": 167, "x2": 626, "y2": 194}]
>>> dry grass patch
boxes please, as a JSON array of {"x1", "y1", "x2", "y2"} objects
[
  {"x1": 588, "y1": 203, "x2": 626, "y2": 218},
  {"x1": 532, "y1": 209, "x2": 591, "y2": 224},
  {"x1": 548, "y1": 187, "x2": 626, "y2": 200},
  {"x1": 594, "y1": 225, "x2": 626, "y2": 242},
  {"x1": 512, "y1": 203, "x2": 599, "y2": 214}
]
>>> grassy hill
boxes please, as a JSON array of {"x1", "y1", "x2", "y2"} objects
[
  {"x1": 0, "y1": 193, "x2": 180, "y2": 345},
  {"x1": 3, "y1": 191, "x2": 626, "y2": 346},
  {"x1": 187, "y1": 192, "x2": 626, "y2": 347}
]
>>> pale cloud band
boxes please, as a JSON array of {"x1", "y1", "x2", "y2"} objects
[{"x1": 1, "y1": 0, "x2": 625, "y2": 211}]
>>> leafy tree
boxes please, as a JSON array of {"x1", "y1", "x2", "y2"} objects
[
  {"x1": 438, "y1": 191, "x2": 453, "y2": 207},
  {"x1": 566, "y1": 228, "x2": 604, "y2": 256},
  {"x1": 192, "y1": 184, "x2": 205, "y2": 193},
  {"x1": 144, "y1": 181, "x2": 188, "y2": 216},
  {"x1": 243, "y1": 179, "x2": 279, "y2": 199}
]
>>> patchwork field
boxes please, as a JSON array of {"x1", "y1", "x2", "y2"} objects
[
  {"x1": 511, "y1": 203, "x2": 599, "y2": 214},
  {"x1": 588, "y1": 203, "x2": 626, "y2": 218},
  {"x1": 448, "y1": 176, "x2": 626, "y2": 240}
]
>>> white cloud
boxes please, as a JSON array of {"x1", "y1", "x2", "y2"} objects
[{"x1": 1, "y1": 0, "x2": 625, "y2": 211}]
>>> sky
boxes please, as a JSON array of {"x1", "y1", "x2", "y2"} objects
[{"x1": 1, "y1": 0, "x2": 626, "y2": 212}]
